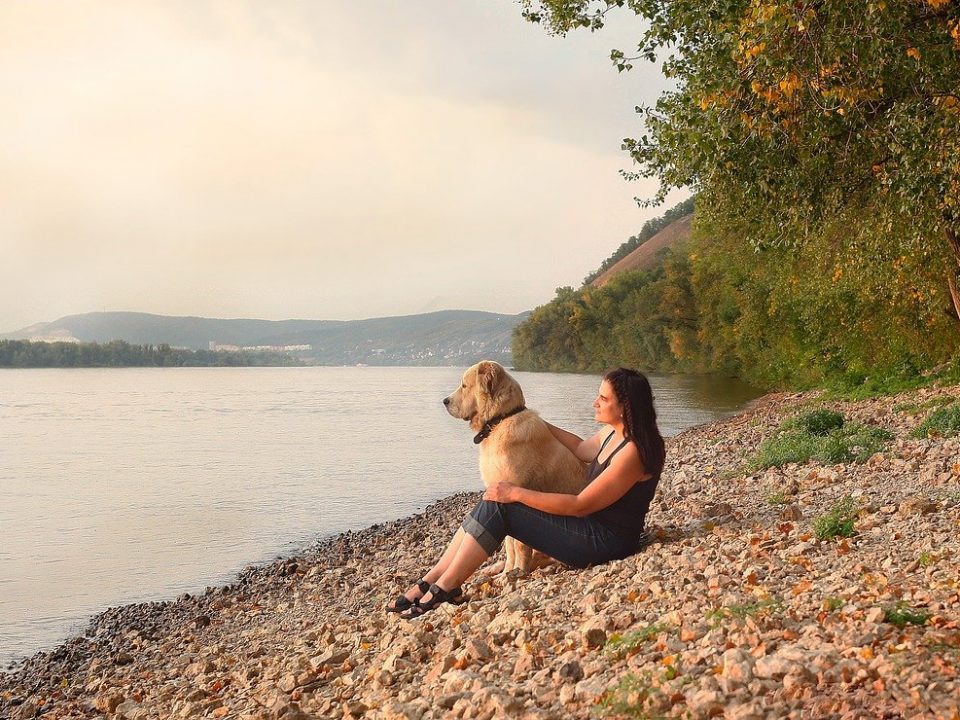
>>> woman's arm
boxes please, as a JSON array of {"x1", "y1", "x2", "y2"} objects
[
  {"x1": 546, "y1": 422, "x2": 604, "y2": 462},
  {"x1": 483, "y1": 444, "x2": 651, "y2": 517}
]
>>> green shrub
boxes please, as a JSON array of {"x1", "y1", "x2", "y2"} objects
[
  {"x1": 843, "y1": 425, "x2": 895, "y2": 462},
  {"x1": 595, "y1": 672, "x2": 664, "y2": 719},
  {"x1": 823, "y1": 597, "x2": 845, "y2": 612},
  {"x1": 751, "y1": 413, "x2": 892, "y2": 470},
  {"x1": 604, "y1": 624, "x2": 668, "y2": 659},
  {"x1": 706, "y1": 597, "x2": 784, "y2": 626},
  {"x1": 765, "y1": 490, "x2": 789, "y2": 506},
  {"x1": 787, "y1": 409, "x2": 845, "y2": 436},
  {"x1": 813, "y1": 497, "x2": 857, "y2": 540},
  {"x1": 883, "y1": 602, "x2": 930, "y2": 628},
  {"x1": 912, "y1": 404, "x2": 960, "y2": 439}
]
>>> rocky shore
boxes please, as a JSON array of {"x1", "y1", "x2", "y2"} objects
[{"x1": 2, "y1": 385, "x2": 959, "y2": 719}]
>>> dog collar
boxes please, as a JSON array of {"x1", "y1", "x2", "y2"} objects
[{"x1": 473, "y1": 406, "x2": 526, "y2": 444}]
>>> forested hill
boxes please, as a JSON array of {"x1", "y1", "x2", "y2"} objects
[
  {"x1": 512, "y1": 199, "x2": 960, "y2": 390},
  {"x1": 2, "y1": 310, "x2": 526, "y2": 367},
  {"x1": 515, "y1": 0, "x2": 960, "y2": 392},
  {"x1": 591, "y1": 213, "x2": 692, "y2": 288}
]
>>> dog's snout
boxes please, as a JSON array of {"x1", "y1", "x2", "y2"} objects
[{"x1": 443, "y1": 397, "x2": 451, "y2": 406}]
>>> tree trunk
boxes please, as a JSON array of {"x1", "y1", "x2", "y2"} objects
[{"x1": 946, "y1": 225, "x2": 960, "y2": 322}]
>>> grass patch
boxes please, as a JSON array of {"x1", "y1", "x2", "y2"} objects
[
  {"x1": 784, "y1": 409, "x2": 845, "y2": 436},
  {"x1": 595, "y1": 672, "x2": 666, "y2": 719},
  {"x1": 883, "y1": 602, "x2": 931, "y2": 628},
  {"x1": 912, "y1": 404, "x2": 960, "y2": 439},
  {"x1": 604, "y1": 624, "x2": 668, "y2": 659},
  {"x1": 706, "y1": 597, "x2": 784, "y2": 626},
  {"x1": 765, "y1": 490, "x2": 790, "y2": 506},
  {"x1": 813, "y1": 496, "x2": 857, "y2": 540},
  {"x1": 822, "y1": 596, "x2": 845, "y2": 612},
  {"x1": 751, "y1": 411, "x2": 892, "y2": 470},
  {"x1": 895, "y1": 395, "x2": 955, "y2": 415},
  {"x1": 822, "y1": 360, "x2": 960, "y2": 400},
  {"x1": 918, "y1": 551, "x2": 936, "y2": 567}
]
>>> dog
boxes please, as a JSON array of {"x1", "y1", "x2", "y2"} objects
[{"x1": 443, "y1": 360, "x2": 588, "y2": 573}]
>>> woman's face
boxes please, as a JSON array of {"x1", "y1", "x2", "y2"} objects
[{"x1": 593, "y1": 379, "x2": 623, "y2": 426}]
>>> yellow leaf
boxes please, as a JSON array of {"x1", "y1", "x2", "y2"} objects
[{"x1": 906, "y1": 47, "x2": 921, "y2": 61}]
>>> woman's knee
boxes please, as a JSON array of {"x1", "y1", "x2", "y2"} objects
[{"x1": 462, "y1": 500, "x2": 508, "y2": 556}]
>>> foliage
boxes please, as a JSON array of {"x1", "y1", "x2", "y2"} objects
[
  {"x1": 912, "y1": 403, "x2": 960, "y2": 438},
  {"x1": 604, "y1": 624, "x2": 668, "y2": 659},
  {"x1": 894, "y1": 395, "x2": 956, "y2": 414},
  {"x1": 705, "y1": 597, "x2": 784, "y2": 625},
  {"x1": 751, "y1": 416, "x2": 892, "y2": 469},
  {"x1": 521, "y1": 0, "x2": 960, "y2": 316},
  {"x1": 582, "y1": 196, "x2": 694, "y2": 285},
  {"x1": 785, "y1": 409, "x2": 845, "y2": 436},
  {"x1": 512, "y1": 201, "x2": 960, "y2": 387},
  {"x1": 764, "y1": 490, "x2": 789, "y2": 506},
  {"x1": 813, "y1": 497, "x2": 857, "y2": 540},
  {"x1": 822, "y1": 597, "x2": 845, "y2": 612},
  {"x1": 513, "y1": 0, "x2": 960, "y2": 387},
  {"x1": 0, "y1": 339, "x2": 303, "y2": 368},
  {"x1": 595, "y1": 672, "x2": 666, "y2": 719},
  {"x1": 883, "y1": 602, "x2": 931, "y2": 628}
]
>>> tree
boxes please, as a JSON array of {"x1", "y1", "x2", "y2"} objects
[{"x1": 522, "y1": 0, "x2": 960, "y2": 318}]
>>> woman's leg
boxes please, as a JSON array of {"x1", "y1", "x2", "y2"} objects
[
  {"x1": 390, "y1": 527, "x2": 474, "y2": 609},
  {"x1": 416, "y1": 531, "x2": 490, "y2": 606},
  {"x1": 463, "y1": 500, "x2": 637, "y2": 570}
]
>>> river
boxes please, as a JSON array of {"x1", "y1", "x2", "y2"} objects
[{"x1": 0, "y1": 366, "x2": 760, "y2": 667}]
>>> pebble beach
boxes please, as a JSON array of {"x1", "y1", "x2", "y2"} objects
[{"x1": 2, "y1": 384, "x2": 959, "y2": 720}]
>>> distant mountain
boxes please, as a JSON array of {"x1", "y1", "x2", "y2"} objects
[
  {"x1": 591, "y1": 213, "x2": 693, "y2": 288},
  {"x1": 1, "y1": 310, "x2": 529, "y2": 367}
]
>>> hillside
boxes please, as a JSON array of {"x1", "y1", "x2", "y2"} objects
[
  {"x1": 1, "y1": 310, "x2": 527, "y2": 367},
  {"x1": 591, "y1": 213, "x2": 692, "y2": 288}
]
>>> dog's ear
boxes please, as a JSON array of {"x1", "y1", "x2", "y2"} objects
[{"x1": 477, "y1": 361, "x2": 503, "y2": 396}]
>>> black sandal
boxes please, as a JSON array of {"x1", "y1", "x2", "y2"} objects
[
  {"x1": 399, "y1": 583, "x2": 466, "y2": 619},
  {"x1": 386, "y1": 579, "x2": 430, "y2": 613}
]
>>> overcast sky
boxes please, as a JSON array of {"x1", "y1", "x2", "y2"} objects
[{"x1": 0, "y1": 0, "x2": 683, "y2": 332}]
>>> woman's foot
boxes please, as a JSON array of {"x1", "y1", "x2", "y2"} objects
[
  {"x1": 399, "y1": 582, "x2": 466, "y2": 619},
  {"x1": 386, "y1": 579, "x2": 430, "y2": 613}
]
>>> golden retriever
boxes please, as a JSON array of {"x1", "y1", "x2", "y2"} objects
[{"x1": 444, "y1": 360, "x2": 588, "y2": 572}]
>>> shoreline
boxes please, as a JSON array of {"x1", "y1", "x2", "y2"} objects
[{"x1": 3, "y1": 385, "x2": 959, "y2": 719}]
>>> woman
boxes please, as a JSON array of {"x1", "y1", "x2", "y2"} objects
[{"x1": 387, "y1": 367, "x2": 666, "y2": 618}]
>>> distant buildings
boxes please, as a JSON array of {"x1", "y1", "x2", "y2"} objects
[{"x1": 208, "y1": 342, "x2": 313, "y2": 352}]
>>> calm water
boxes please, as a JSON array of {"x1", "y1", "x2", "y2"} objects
[{"x1": 0, "y1": 367, "x2": 760, "y2": 667}]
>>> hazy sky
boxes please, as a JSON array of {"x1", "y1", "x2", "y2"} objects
[{"x1": 0, "y1": 0, "x2": 683, "y2": 332}]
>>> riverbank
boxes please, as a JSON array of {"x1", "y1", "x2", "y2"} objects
[{"x1": 2, "y1": 385, "x2": 959, "y2": 719}]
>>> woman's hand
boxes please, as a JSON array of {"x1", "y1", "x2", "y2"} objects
[{"x1": 483, "y1": 481, "x2": 519, "y2": 503}]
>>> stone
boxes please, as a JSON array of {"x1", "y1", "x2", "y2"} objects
[
  {"x1": 582, "y1": 628, "x2": 607, "y2": 649},
  {"x1": 721, "y1": 648, "x2": 755, "y2": 691},
  {"x1": 309, "y1": 648, "x2": 350, "y2": 670},
  {"x1": 687, "y1": 689, "x2": 725, "y2": 715},
  {"x1": 554, "y1": 660, "x2": 584, "y2": 683},
  {"x1": 278, "y1": 673, "x2": 298, "y2": 693},
  {"x1": 898, "y1": 496, "x2": 939, "y2": 517},
  {"x1": 463, "y1": 638, "x2": 491, "y2": 661},
  {"x1": 95, "y1": 691, "x2": 125, "y2": 714},
  {"x1": 779, "y1": 504, "x2": 803, "y2": 521}
]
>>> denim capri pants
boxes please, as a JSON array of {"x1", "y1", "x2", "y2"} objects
[{"x1": 461, "y1": 500, "x2": 640, "y2": 569}]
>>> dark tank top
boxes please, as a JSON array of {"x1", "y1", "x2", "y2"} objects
[{"x1": 587, "y1": 431, "x2": 659, "y2": 541}]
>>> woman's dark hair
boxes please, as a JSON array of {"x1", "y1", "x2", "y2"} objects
[{"x1": 603, "y1": 367, "x2": 666, "y2": 478}]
